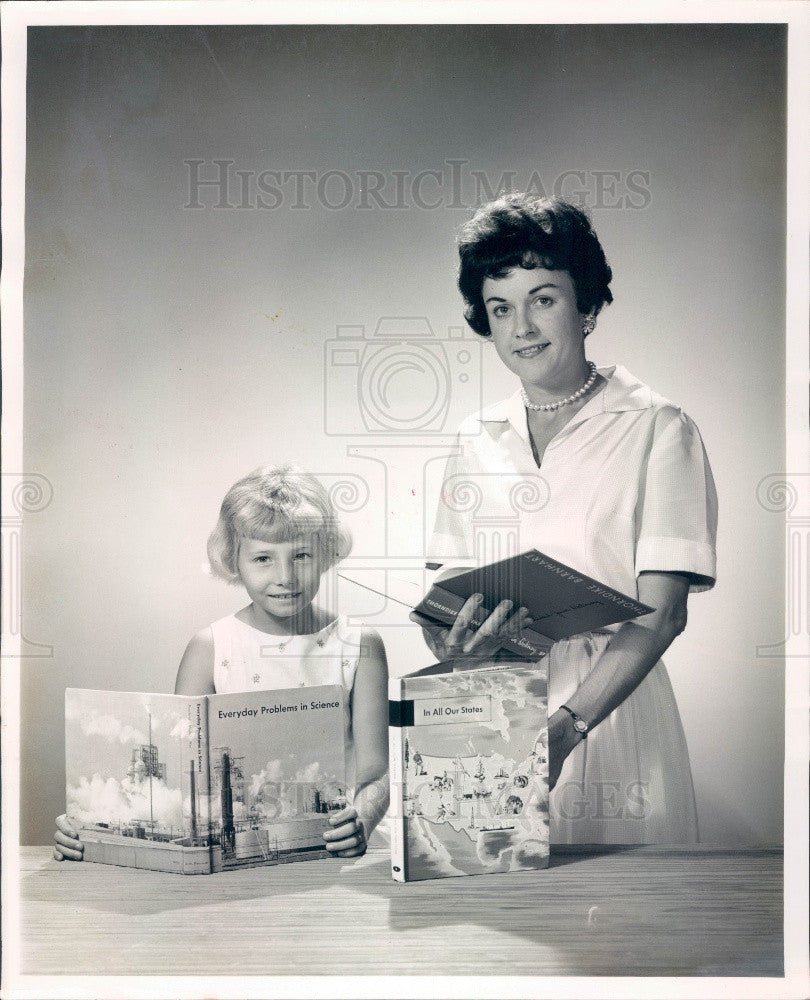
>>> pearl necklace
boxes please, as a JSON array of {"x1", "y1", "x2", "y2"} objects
[{"x1": 520, "y1": 362, "x2": 598, "y2": 412}]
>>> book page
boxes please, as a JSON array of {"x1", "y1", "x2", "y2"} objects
[{"x1": 65, "y1": 689, "x2": 211, "y2": 874}]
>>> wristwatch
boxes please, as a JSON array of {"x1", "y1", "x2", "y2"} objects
[{"x1": 560, "y1": 704, "x2": 589, "y2": 739}]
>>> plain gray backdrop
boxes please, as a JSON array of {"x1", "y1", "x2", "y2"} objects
[{"x1": 22, "y1": 23, "x2": 786, "y2": 846}]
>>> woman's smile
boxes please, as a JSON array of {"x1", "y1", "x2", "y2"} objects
[
  {"x1": 514, "y1": 342, "x2": 550, "y2": 358},
  {"x1": 482, "y1": 265, "x2": 590, "y2": 401}
]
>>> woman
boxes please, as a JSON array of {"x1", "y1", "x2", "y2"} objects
[{"x1": 416, "y1": 194, "x2": 717, "y2": 844}]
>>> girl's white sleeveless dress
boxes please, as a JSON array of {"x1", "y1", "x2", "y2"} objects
[{"x1": 210, "y1": 613, "x2": 362, "y2": 794}]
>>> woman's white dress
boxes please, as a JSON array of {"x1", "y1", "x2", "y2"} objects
[{"x1": 428, "y1": 365, "x2": 718, "y2": 843}]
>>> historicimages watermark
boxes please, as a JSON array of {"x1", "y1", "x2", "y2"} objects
[{"x1": 184, "y1": 159, "x2": 652, "y2": 212}]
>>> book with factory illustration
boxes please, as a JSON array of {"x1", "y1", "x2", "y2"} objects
[
  {"x1": 388, "y1": 662, "x2": 549, "y2": 882},
  {"x1": 65, "y1": 685, "x2": 346, "y2": 875}
]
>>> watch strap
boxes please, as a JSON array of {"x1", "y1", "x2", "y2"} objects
[{"x1": 559, "y1": 704, "x2": 589, "y2": 738}]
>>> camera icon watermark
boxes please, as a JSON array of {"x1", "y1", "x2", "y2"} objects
[
  {"x1": 323, "y1": 317, "x2": 483, "y2": 436},
  {"x1": 333, "y1": 464, "x2": 552, "y2": 637}
]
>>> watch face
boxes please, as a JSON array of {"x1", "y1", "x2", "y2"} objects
[{"x1": 574, "y1": 719, "x2": 588, "y2": 733}]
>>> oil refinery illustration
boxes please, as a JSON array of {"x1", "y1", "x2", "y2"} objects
[
  {"x1": 206, "y1": 742, "x2": 345, "y2": 872},
  {"x1": 65, "y1": 686, "x2": 346, "y2": 874}
]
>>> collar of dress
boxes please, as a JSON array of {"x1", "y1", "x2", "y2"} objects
[{"x1": 476, "y1": 365, "x2": 653, "y2": 443}]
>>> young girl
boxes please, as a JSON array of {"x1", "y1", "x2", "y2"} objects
[{"x1": 54, "y1": 464, "x2": 389, "y2": 860}]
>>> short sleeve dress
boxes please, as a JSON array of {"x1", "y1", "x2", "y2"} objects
[{"x1": 428, "y1": 365, "x2": 718, "y2": 844}]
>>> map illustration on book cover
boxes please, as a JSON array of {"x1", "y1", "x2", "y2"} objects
[
  {"x1": 389, "y1": 663, "x2": 549, "y2": 882},
  {"x1": 65, "y1": 685, "x2": 346, "y2": 874},
  {"x1": 341, "y1": 549, "x2": 653, "y2": 660}
]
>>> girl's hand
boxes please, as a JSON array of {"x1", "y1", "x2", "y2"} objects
[
  {"x1": 53, "y1": 814, "x2": 84, "y2": 861},
  {"x1": 410, "y1": 595, "x2": 532, "y2": 665},
  {"x1": 322, "y1": 806, "x2": 367, "y2": 858}
]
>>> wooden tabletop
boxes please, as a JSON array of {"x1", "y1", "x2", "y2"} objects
[{"x1": 17, "y1": 845, "x2": 782, "y2": 977}]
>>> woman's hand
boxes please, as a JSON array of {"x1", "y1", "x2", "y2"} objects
[
  {"x1": 53, "y1": 814, "x2": 84, "y2": 861},
  {"x1": 544, "y1": 573, "x2": 693, "y2": 791},
  {"x1": 411, "y1": 594, "x2": 532, "y2": 666},
  {"x1": 323, "y1": 806, "x2": 367, "y2": 858},
  {"x1": 547, "y1": 708, "x2": 585, "y2": 791}
]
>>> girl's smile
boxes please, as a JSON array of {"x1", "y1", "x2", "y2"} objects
[{"x1": 236, "y1": 536, "x2": 325, "y2": 631}]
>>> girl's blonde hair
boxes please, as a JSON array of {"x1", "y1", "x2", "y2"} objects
[{"x1": 207, "y1": 465, "x2": 352, "y2": 583}]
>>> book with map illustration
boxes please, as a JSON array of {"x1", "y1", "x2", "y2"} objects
[
  {"x1": 65, "y1": 685, "x2": 346, "y2": 875},
  {"x1": 388, "y1": 663, "x2": 549, "y2": 882},
  {"x1": 341, "y1": 549, "x2": 653, "y2": 661}
]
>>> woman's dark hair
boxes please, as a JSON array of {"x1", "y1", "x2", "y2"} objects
[{"x1": 457, "y1": 194, "x2": 613, "y2": 338}]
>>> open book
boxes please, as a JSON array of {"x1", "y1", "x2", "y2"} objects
[
  {"x1": 341, "y1": 549, "x2": 653, "y2": 660},
  {"x1": 65, "y1": 685, "x2": 346, "y2": 874}
]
